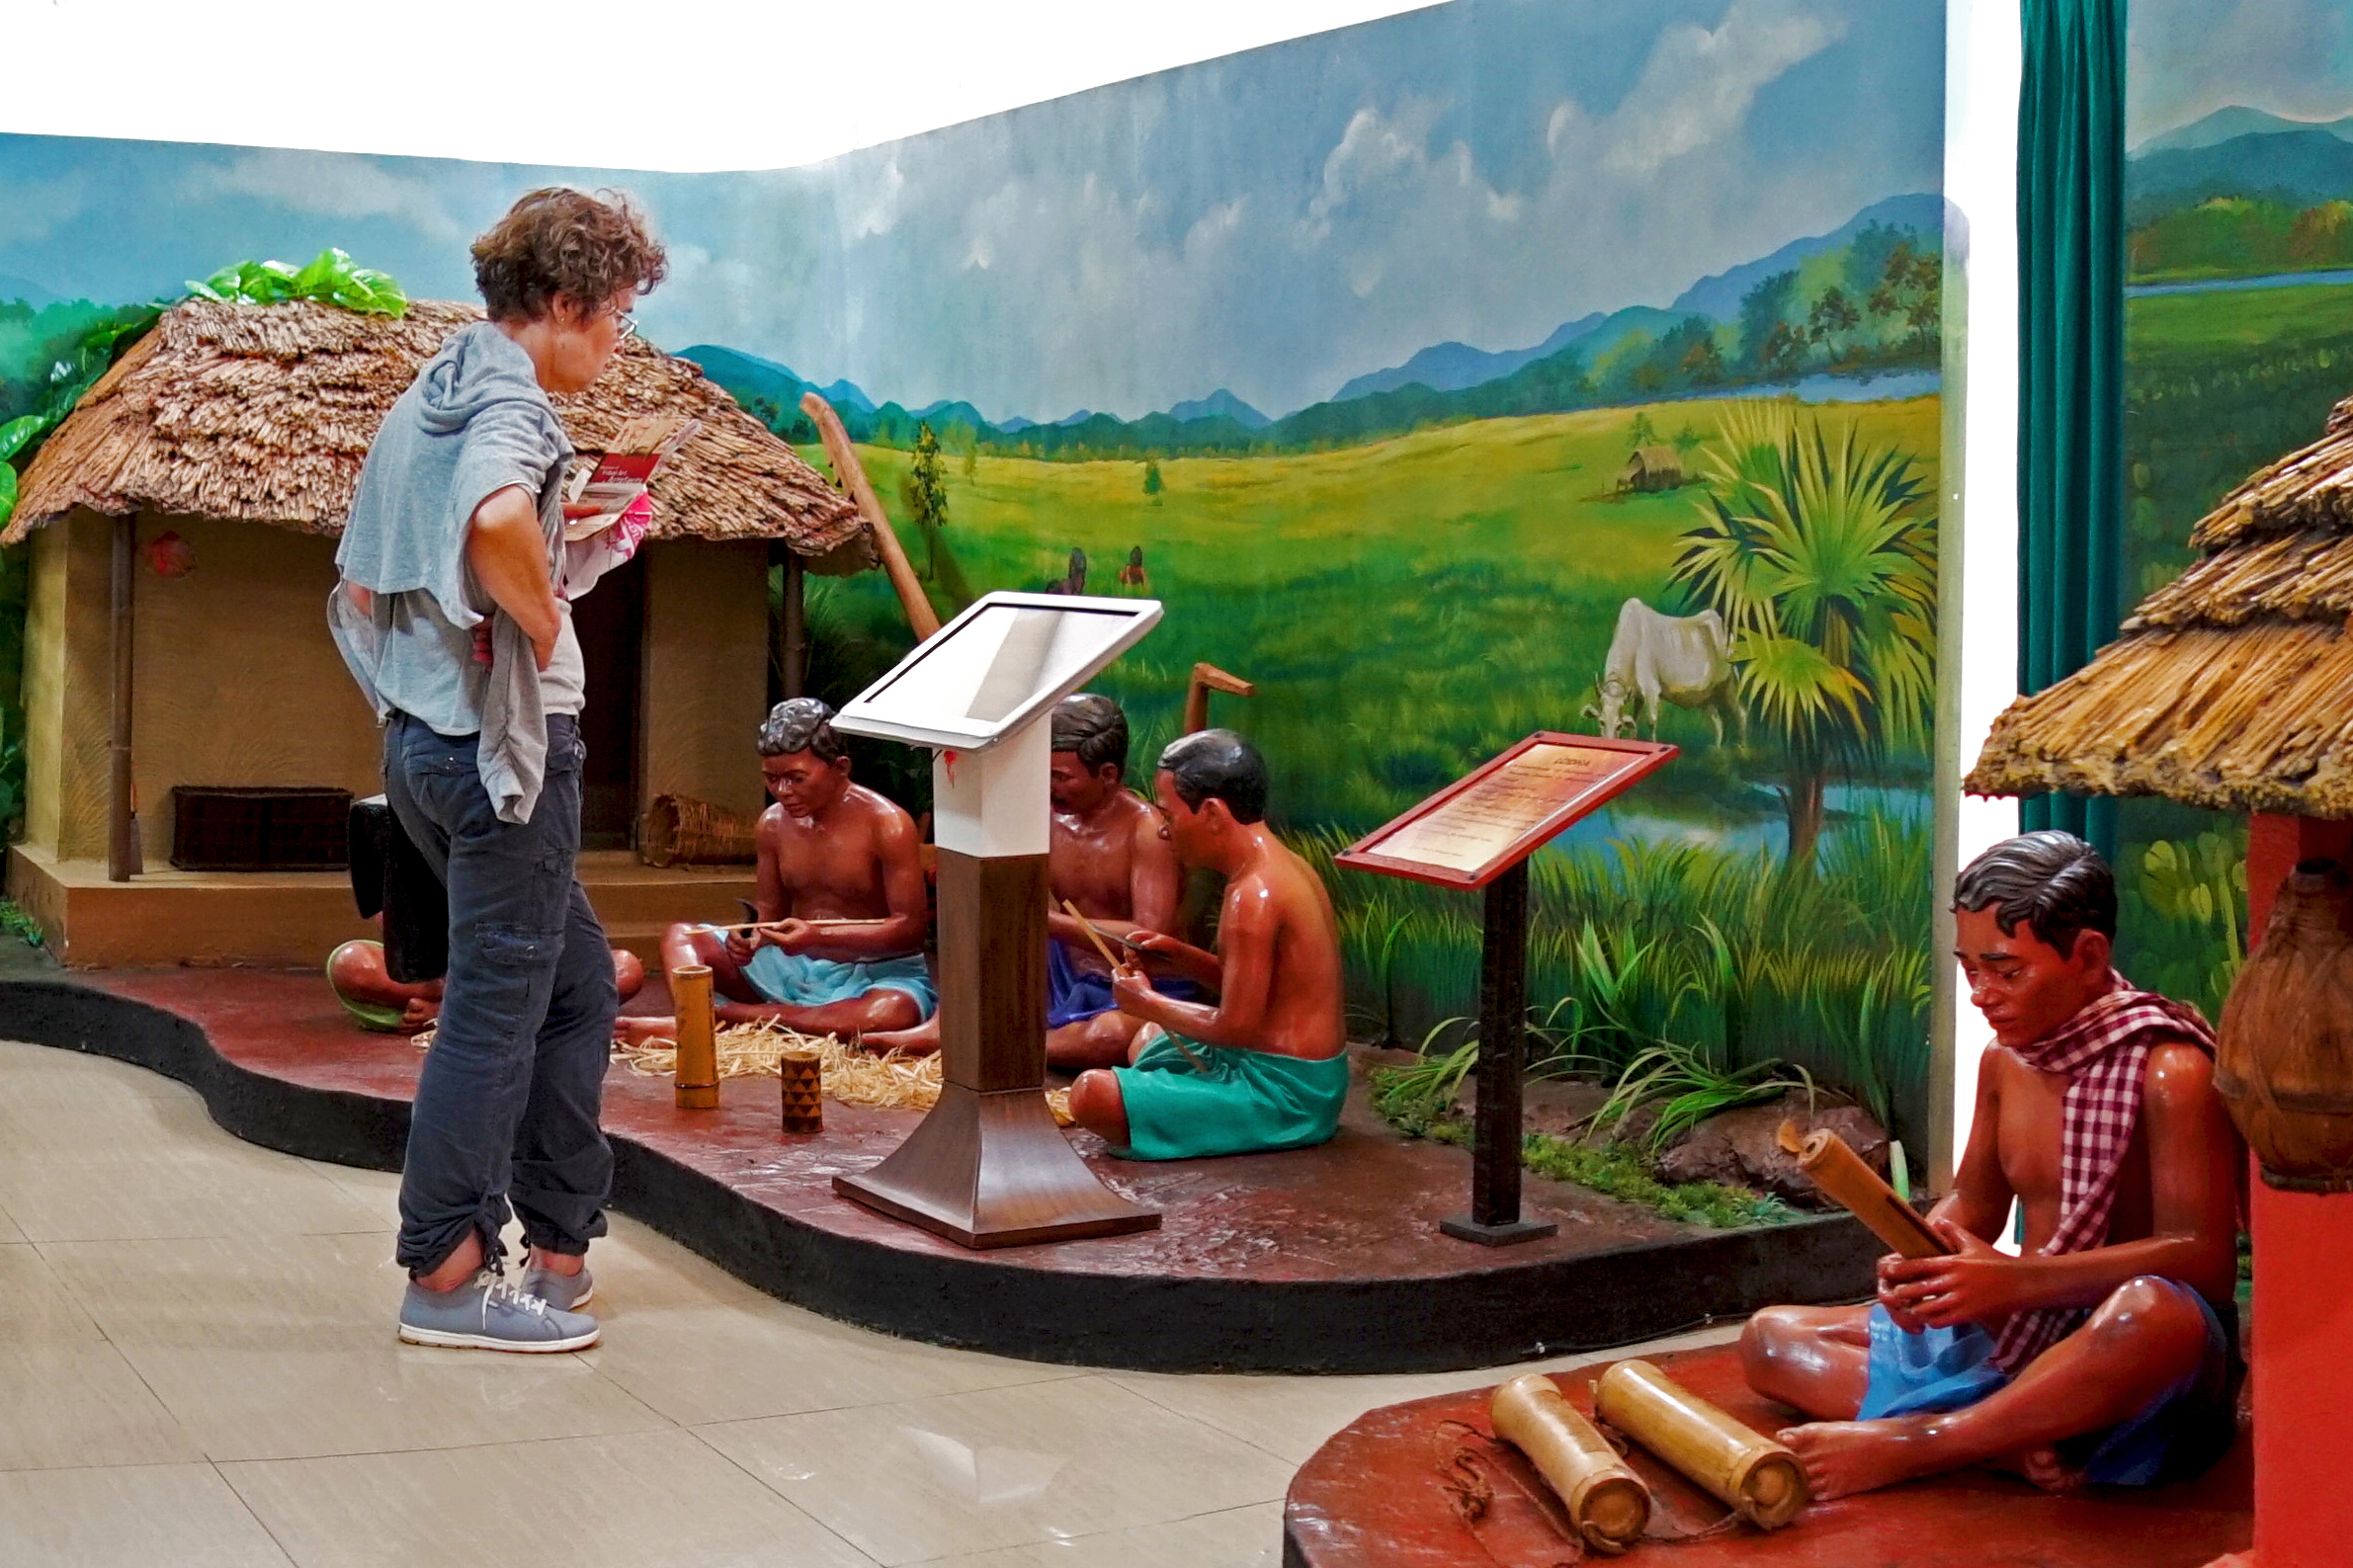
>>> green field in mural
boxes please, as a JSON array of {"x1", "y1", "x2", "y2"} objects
[{"x1": 796, "y1": 393, "x2": 1941, "y2": 1135}]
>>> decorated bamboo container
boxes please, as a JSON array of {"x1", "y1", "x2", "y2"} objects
[
  {"x1": 1488, "y1": 1374, "x2": 1650, "y2": 1553},
  {"x1": 1594, "y1": 1360, "x2": 1807, "y2": 1529},
  {"x1": 2219, "y1": 859, "x2": 2353, "y2": 1192}
]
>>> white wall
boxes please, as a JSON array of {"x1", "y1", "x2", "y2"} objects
[
  {"x1": 0, "y1": 1, "x2": 1433, "y2": 170},
  {"x1": 1939, "y1": 0, "x2": 2024, "y2": 1190}
]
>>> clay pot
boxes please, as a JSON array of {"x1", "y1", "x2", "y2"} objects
[{"x1": 2219, "y1": 858, "x2": 2353, "y2": 1192}]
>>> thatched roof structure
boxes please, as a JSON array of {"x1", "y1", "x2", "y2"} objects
[
  {"x1": 5, "y1": 299, "x2": 872, "y2": 570},
  {"x1": 1969, "y1": 393, "x2": 2353, "y2": 815}
]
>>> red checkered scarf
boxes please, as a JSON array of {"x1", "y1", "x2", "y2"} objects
[{"x1": 1988, "y1": 974, "x2": 2216, "y2": 1373}]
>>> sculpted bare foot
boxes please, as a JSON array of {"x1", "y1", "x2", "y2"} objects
[
  {"x1": 614, "y1": 1015, "x2": 677, "y2": 1047},
  {"x1": 2015, "y1": 1446, "x2": 2086, "y2": 1495},
  {"x1": 857, "y1": 1024, "x2": 936, "y2": 1056},
  {"x1": 1778, "y1": 1419, "x2": 1944, "y2": 1501}
]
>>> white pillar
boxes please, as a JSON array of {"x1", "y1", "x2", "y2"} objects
[{"x1": 1934, "y1": 0, "x2": 2024, "y2": 1194}]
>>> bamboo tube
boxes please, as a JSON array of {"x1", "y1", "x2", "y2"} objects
[
  {"x1": 673, "y1": 963, "x2": 721, "y2": 1110},
  {"x1": 1777, "y1": 1120, "x2": 1950, "y2": 1260},
  {"x1": 1488, "y1": 1374, "x2": 1650, "y2": 1553},
  {"x1": 779, "y1": 1046, "x2": 823, "y2": 1134},
  {"x1": 1595, "y1": 1361, "x2": 1807, "y2": 1529}
]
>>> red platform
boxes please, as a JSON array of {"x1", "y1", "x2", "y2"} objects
[
  {"x1": 0, "y1": 963, "x2": 1883, "y2": 1373},
  {"x1": 1285, "y1": 1343, "x2": 2253, "y2": 1567}
]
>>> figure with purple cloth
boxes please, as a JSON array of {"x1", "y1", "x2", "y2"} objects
[
  {"x1": 1739, "y1": 832, "x2": 2244, "y2": 1501},
  {"x1": 864, "y1": 694, "x2": 1197, "y2": 1066}
]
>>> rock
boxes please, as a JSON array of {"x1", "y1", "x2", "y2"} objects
[
  {"x1": 1652, "y1": 1090, "x2": 1891, "y2": 1207},
  {"x1": 1445, "y1": 1071, "x2": 1610, "y2": 1138}
]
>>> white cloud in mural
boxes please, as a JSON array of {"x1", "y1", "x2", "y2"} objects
[
  {"x1": 1587, "y1": 0, "x2": 1845, "y2": 177},
  {"x1": 848, "y1": 157, "x2": 907, "y2": 239},
  {"x1": 193, "y1": 149, "x2": 464, "y2": 241}
]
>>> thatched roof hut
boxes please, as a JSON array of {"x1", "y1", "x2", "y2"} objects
[
  {"x1": 5, "y1": 298, "x2": 871, "y2": 568},
  {"x1": 1618, "y1": 445, "x2": 1684, "y2": 493},
  {"x1": 1968, "y1": 393, "x2": 2353, "y2": 814},
  {"x1": 5, "y1": 299, "x2": 879, "y2": 965}
]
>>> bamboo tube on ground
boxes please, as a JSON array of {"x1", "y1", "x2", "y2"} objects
[
  {"x1": 1594, "y1": 1360, "x2": 1807, "y2": 1529},
  {"x1": 673, "y1": 963, "x2": 721, "y2": 1110},
  {"x1": 1488, "y1": 1374, "x2": 1650, "y2": 1553},
  {"x1": 779, "y1": 1046, "x2": 824, "y2": 1134},
  {"x1": 1777, "y1": 1120, "x2": 1950, "y2": 1260}
]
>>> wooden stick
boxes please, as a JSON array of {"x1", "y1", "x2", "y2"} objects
[
  {"x1": 1594, "y1": 1360, "x2": 1807, "y2": 1529},
  {"x1": 1182, "y1": 661, "x2": 1256, "y2": 734},
  {"x1": 1489, "y1": 1374, "x2": 1650, "y2": 1553},
  {"x1": 1061, "y1": 899, "x2": 1125, "y2": 970},
  {"x1": 798, "y1": 391, "x2": 941, "y2": 639},
  {"x1": 1778, "y1": 1120, "x2": 1951, "y2": 1260},
  {"x1": 722, "y1": 918, "x2": 871, "y2": 937}
]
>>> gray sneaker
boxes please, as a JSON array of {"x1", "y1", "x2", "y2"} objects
[
  {"x1": 520, "y1": 1260, "x2": 593, "y2": 1312},
  {"x1": 397, "y1": 1269, "x2": 599, "y2": 1353}
]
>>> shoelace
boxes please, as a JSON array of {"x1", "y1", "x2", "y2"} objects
[{"x1": 474, "y1": 1267, "x2": 551, "y2": 1319}]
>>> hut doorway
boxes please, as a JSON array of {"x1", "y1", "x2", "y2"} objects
[{"x1": 572, "y1": 553, "x2": 645, "y2": 851}]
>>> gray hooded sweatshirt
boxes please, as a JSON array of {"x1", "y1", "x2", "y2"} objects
[{"x1": 329, "y1": 321, "x2": 582, "y2": 825}]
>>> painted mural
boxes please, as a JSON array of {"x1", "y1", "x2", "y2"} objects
[
  {"x1": 2120, "y1": 0, "x2": 2353, "y2": 1017},
  {"x1": 0, "y1": 0, "x2": 1946, "y2": 1143}
]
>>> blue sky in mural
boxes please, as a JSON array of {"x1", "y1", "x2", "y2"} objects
[
  {"x1": 2128, "y1": 0, "x2": 2353, "y2": 145},
  {"x1": 0, "y1": 0, "x2": 1939, "y2": 423}
]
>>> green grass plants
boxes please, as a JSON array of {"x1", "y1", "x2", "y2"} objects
[
  {"x1": 1584, "y1": 1041, "x2": 1815, "y2": 1151},
  {"x1": 1519, "y1": 1133, "x2": 1793, "y2": 1230}
]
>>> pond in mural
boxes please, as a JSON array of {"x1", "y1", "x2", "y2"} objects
[{"x1": 0, "y1": 0, "x2": 1948, "y2": 1145}]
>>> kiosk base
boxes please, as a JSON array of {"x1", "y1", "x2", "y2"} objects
[{"x1": 834, "y1": 1083, "x2": 1161, "y2": 1248}]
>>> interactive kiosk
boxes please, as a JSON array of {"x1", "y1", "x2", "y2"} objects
[{"x1": 831, "y1": 591, "x2": 1165, "y2": 1248}]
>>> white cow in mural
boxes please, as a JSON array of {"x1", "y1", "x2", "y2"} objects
[{"x1": 1582, "y1": 598, "x2": 1745, "y2": 745}]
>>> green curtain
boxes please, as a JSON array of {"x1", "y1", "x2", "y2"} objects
[{"x1": 2016, "y1": 0, "x2": 2125, "y2": 862}]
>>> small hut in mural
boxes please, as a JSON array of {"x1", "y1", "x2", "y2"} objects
[
  {"x1": 1968, "y1": 393, "x2": 2353, "y2": 812},
  {"x1": 3, "y1": 297, "x2": 871, "y2": 964},
  {"x1": 1618, "y1": 446, "x2": 1685, "y2": 494}
]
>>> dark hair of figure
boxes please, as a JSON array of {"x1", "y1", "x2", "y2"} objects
[
  {"x1": 1157, "y1": 728, "x2": 1268, "y2": 825},
  {"x1": 1050, "y1": 694, "x2": 1129, "y2": 776},
  {"x1": 470, "y1": 187, "x2": 669, "y2": 323},
  {"x1": 757, "y1": 698, "x2": 846, "y2": 764},
  {"x1": 1952, "y1": 830, "x2": 2116, "y2": 959}
]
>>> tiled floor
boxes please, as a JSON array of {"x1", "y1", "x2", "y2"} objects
[{"x1": 0, "y1": 1039, "x2": 1736, "y2": 1566}]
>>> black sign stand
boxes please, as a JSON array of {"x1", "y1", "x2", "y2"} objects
[{"x1": 1438, "y1": 862, "x2": 1555, "y2": 1246}]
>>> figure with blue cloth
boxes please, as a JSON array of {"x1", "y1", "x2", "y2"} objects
[
  {"x1": 621, "y1": 700, "x2": 934, "y2": 1044},
  {"x1": 862, "y1": 693, "x2": 1199, "y2": 1067},
  {"x1": 1741, "y1": 832, "x2": 2244, "y2": 1501}
]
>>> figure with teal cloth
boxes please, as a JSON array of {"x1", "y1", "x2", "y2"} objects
[{"x1": 1067, "y1": 729, "x2": 1352, "y2": 1161}]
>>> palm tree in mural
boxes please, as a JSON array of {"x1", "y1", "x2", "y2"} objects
[{"x1": 1669, "y1": 406, "x2": 1937, "y2": 867}]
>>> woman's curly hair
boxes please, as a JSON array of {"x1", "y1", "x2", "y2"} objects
[{"x1": 470, "y1": 187, "x2": 668, "y2": 323}]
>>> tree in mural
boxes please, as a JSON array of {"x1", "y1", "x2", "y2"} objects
[
  {"x1": 1670, "y1": 407, "x2": 1937, "y2": 867},
  {"x1": 1142, "y1": 456, "x2": 1163, "y2": 500},
  {"x1": 903, "y1": 422, "x2": 949, "y2": 580}
]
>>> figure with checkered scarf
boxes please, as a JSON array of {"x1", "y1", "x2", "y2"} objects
[{"x1": 1741, "y1": 831, "x2": 2244, "y2": 1500}]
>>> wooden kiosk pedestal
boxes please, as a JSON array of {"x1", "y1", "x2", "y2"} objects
[
  {"x1": 1339, "y1": 732, "x2": 1674, "y2": 1246},
  {"x1": 830, "y1": 592, "x2": 1163, "y2": 1250}
]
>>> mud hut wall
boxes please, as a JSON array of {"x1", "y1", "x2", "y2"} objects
[
  {"x1": 637, "y1": 537, "x2": 770, "y2": 825},
  {"x1": 23, "y1": 509, "x2": 118, "y2": 861},
  {"x1": 128, "y1": 516, "x2": 383, "y2": 866}
]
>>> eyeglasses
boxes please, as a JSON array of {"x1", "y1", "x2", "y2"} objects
[{"x1": 612, "y1": 311, "x2": 639, "y2": 341}]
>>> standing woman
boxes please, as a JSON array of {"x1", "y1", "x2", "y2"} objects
[{"x1": 329, "y1": 189, "x2": 666, "y2": 1351}]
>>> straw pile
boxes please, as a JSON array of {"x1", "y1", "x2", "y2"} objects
[
  {"x1": 614, "y1": 1021, "x2": 1077, "y2": 1125},
  {"x1": 412, "y1": 1020, "x2": 1075, "y2": 1122},
  {"x1": 1969, "y1": 390, "x2": 2353, "y2": 814},
  {"x1": 6, "y1": 298, "x2": 871, "y2": 570}
]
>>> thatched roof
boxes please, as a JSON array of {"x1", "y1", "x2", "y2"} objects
[
  {"x1": 5, "y1": 299, "x2": 872, "y2": 570},
  {"x1": 1968, "y1": 393, "x2": 2353, "y2": 814}
]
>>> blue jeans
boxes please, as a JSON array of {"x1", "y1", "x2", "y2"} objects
[{"x1": 382, "y1": 711, "x2": 617, "y2": 1274}]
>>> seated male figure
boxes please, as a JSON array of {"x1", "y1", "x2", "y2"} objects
[
  {"x1": 1742, "y1": 831, "x2": 2242, "y2": 1500},
  {"x1": 331, "y1": 937, "x2": 643, "y2": 1033},
  {"x1": 621, "y1": 699, "x2": 933, "y2": 1042},
  {"x1": 1067, "y1": 728, "x2": 1350, "y2": 1160}
]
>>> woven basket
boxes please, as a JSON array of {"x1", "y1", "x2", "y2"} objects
[{"x1": 638, "y1": 793, "x2": 759, "y2": 867}]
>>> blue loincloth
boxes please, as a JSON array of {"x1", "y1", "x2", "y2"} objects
[
  {"x1": 1111, "y1": 1028, "x2": 1350, "y2": 1161},
  {"x1": 1045, "y1": 940, "x2": 1199, "y2": 1028},
  {"x1": 1859, "y1": 1278, "x2": 2240, "y2": 1486},
  {"x1": 726, "y1": 941, "x2": 937, "y2": 1021}
]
